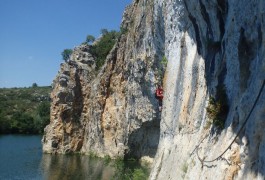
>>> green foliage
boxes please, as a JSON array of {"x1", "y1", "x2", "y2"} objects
[
  {"x1": 0, "y1": 86, "x2": 51, "y2": 134},
  {"x1": 111, "y1": 159, "x2": 130, "y2": 180},
  {"x1": 32, "y1": 83, "x2": 38, "y2": 88},
  {"x1": 61, "y1": 49, "x2": 73, "y2": 61},
  {"x1": 181, "y1": 162, "x2": 188, "y2": 174},
  {"x1": 206, "y1": 85, "x2": 229, "y2": 130},
  {"x1": 103, "y1": 155, "x2": 112, "y2": 165},
  {"x1": 89, "y1": 30, "x2": 119, "y2": 70},
  {"x1": 161, "y1": 56, "x2": 168, "y2": 66},
  {"x1": 88, "y1": 152, "x2": 97, "y2": 158},
  {"x1": 111, "y1": 159, "x2": 149, "y2": 180},
  {"x1": 100, "y1": 28, "x2": 109, "y2": 35},
  {"x1": 11, "y1": 111, "x2": 35, "y2": 134},
  {"x1": 35, "y1": 101, "x2": 50, "y2": 133},
  {"x1": 119, "y1": 27, "x2": 128, "y2": 35},
  {"x1": 132, "y1": 168, "x2": 149, "y2": 180},
  {"x1": 157, "y1": 55, "x2": 168, "y2": 79},
  {"x1": 181, "y1": 161, "x2": 188, "y2": 179},
  {"x1": 86, "y1": 35, "x2": 95, "y2": 44}
]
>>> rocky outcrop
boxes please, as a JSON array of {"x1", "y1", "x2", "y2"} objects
[
  {"x1": 43, "y1": 1, "x2": 163, "y2": 159},
  {"x1": 43, "y1": 0, "x2": 265, "y2": 179},
  {"x1": 43, "y1": 44, "x2": 96, "y2": 153}
]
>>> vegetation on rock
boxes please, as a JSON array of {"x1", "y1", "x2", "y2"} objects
[
  {"x1": 0, "y1": 86, "x2": 51, "y2": 134},
  {"x1": 111, "y1": 159, "x2": 149, "y2": 180},
  {"x1": 206, "y1": 85, "x2": 229, "y2": 129},
  {"x1": 61, "y1": 49, "x2": 73, "y2": 61},
  {"x1": 86, "y1": 35, "x2": 95, "y2": 44},
  {"x1": 89, "y1": 29, "x2": 120, "y2": 70}
]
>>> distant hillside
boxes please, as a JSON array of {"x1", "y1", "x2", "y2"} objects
[{"x1": 0, "y1": 86, "x2": 52, "y2": 134}]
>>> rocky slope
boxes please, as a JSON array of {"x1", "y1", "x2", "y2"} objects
[{"x1": 43, "y1": 0, "x2": 265, "y2": 179}]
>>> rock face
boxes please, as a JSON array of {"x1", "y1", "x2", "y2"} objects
[
  {"x1": 43, "y1": 1, "x2": 163, "y2": 159},
  {"x1": 43, "y1": 0, "x2": 265, "y2": 179},
  {"x1": 43, "y1": 44, "x2": 96, "y2": 153},
  {"x1": 149, "y1": 0, "x2": 265, "y2": 180}
]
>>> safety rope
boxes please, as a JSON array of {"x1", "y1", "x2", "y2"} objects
[{"x1": 197, "y1": 80, "x2": 265, "y2": 164}]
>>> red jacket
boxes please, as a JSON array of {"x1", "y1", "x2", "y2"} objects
[{"x1": 155, "y1": 88, "x2": 163, "y2": 100}]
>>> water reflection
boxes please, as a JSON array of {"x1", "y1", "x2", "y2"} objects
[
  {"x1": 0, "y1": 135, "x2": 149, "y2": 180},
  {"x1": 40, "y1": 154, "x2": 115, "y2": 180}
]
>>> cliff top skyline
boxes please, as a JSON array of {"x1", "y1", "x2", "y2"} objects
[{"x1": 0, "y1": 0, "x2": 131, "y2": 88}]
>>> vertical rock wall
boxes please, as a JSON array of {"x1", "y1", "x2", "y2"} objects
[{"x1": 151, "y1": 0, "x2": 265, "y2": 179}]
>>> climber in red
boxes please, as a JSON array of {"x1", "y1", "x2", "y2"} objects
[{"x1": 155, "y1": 85, "x2": 163, "y2": 112}]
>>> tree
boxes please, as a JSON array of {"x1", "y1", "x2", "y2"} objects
[
  {"x1": 32, "y1": 83, "x2": 38, "y2": 88},
  {"x1": 86, "y1": 35, "x2": 95, "y2": 44},
  {"x1": 100, "y1": 28, "x2": 108, "y2": 35},
  {"x1": 35, "y1": 101, "x2": 50, "y2": 133},
  {"x1": 61, "y1": 49, "x2": 73, "y2": 61}
]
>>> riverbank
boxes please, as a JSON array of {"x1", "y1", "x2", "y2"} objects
[{"x1": 0, "y1": 86, "x2": 51, "y2": 134}]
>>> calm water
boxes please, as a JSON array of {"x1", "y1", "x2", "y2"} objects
[{"x1": 0, "y1": 135, "x2": 149, "y2": 180}]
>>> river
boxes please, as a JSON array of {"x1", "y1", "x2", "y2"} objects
[{"x1": 0, "y1": 135, "x2": 149, "y2": 180}]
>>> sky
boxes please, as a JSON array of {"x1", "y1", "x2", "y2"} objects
[{"x1": 0, "y1": 0, "x2": 132, "y2": 88}]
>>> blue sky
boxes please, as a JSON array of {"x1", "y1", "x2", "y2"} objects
[{"x1": 0, "y1": 0, "x2": 131, "y2": 88}]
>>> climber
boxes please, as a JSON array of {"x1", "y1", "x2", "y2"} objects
[{"x1": 155, "y1": 85, "x2": 163, "y2": 111}]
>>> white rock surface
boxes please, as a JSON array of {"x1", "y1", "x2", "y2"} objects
[{"x1": 150, "y1": 0, "x2": 265, "y2": 179}]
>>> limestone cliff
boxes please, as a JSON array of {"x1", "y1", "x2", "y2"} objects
[
  {"x1": 43, "y1": 0, "x2": 265, "y2": 179},
  {"x1": 149, "y1": 0, "x2": 265, "y2": 180},
  {"x1": 43, "y1": 1, "x2": 163, "y2": 160}
]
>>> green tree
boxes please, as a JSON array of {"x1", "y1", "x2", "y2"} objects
[
  {"x1": 11, "y1": 111, "x2": 36, "y2": 134},
  {"x1": 90, "y1": 30, "x2": 119, "y2": 70},
  {"x1": 86, "y1": 35, "x2": 95, "y2": 44},
  {"x1": 100, "y1": 28, "x2": 108, "y2": 35},
  {"x1": 32, "y1": 83, "x2": 38, "y2": 88},
  {"x1": 35, "y1": 101, "x2": 50, "y2": 133},
  {"x1": 0, "y1": 113, "x2": 11, "y2": 134},
  {"x1": 61, "y1": 49, "x2": 73, "y2": 61}
]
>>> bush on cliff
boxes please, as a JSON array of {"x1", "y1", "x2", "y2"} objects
[
  {"x1": 86, "y1": 35, "x2": 95, "y2": 44},
  {"x1": 206, "y1": 85, "x2": 229, "y2": 130},
  {"x1": 90, "y1": 30, "x2": 119, "y2": 70},
  {"x1": 61, "y1": 49, "x2": 73, "y2": 61}
]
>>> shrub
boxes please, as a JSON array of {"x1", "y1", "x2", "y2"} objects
[
  {"x1": 100, "y1": 28, "x2": 109, "y2": 35},
  {"x1": 90, "y1": 30, "x2": 119, "y2": 70},
  {"x1": 61, "y1": 49, "x2": 73, "y2": 61},
  {"x1": 161, "y1": 55, "x2": 168, "y2": 66},
  {"x1": 86, "y1": 35, "x2": 95, "y2": 44},
  {"x1": 111, "y1": 159, "x2": 149, "y2": 180},
  {"x1": 32, "y1": 83, "x2": 38, "y2": 88},
  {"x1": 181, "y1": 162, "x2": 188, "y2": 174},
  {"x1": 133, "y1": 168, "x2": 148, "y2": 180},
  {"x1": 206, "y1": 85, "x2": 229, "y2": 129},
  {"x1": 157, "y1": 55, "x2": 168, "y2": 79}
]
